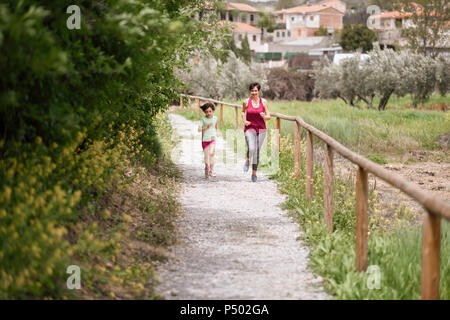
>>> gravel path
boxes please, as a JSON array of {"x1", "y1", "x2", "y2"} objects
[{"x1": 154, "y1": 113, "x2": 329, "y2": 300}]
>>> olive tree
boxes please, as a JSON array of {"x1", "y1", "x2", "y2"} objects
[
  {"x1": 314, "y1": 46, "x2": 446, "y2": 110},
  {"x1": 178, "y1": 51, "x2": 267, "y2": 100}
]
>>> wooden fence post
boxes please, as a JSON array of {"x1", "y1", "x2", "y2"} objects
[
  {"x1": 294, "y1": 122, "x2": 301, "y2": 178},
  {"x1": 188, "y1": 97, "x2": 191, "y2": 110},
  {"x1": 276, "y1": 117, "x2": 281, "y2": 150},
  {"x1": 197, "y1": 98, "x2": 201, "y2": 117},
  {"x1": 220, "y1": 104, "x2": 223, "y2": 126},
  {"x1": 306, "y1": 130, "x2": 314, "y2": 200},
  {"x1": 180, "y1": 95, "x2": 183, "y2": 109},
  {"x1": 421, "y1": 211, "x2": 441, "y2": 300},
  {"x1": 324, "y1": 144, "x2": 334, "y2": 232},
  {"x1": 234, "y1": 107, "x2": 238, "y2": 130},
  {"x1": 356, "y1": 166, "x2": 369, "y2": 272}
]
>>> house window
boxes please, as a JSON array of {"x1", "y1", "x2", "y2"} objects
[
  {"x1": 287, "y1": 31, "x2": 291, "y2": 37},
  {"x1": 282, "y1": 31, "x2": 285, "y2": 37},
  {"x1": 250, "y1": 14, "x2": 254, "y2": 22},
  {"x1": 276, "y1": 31, "x2": 280, "y2": 37},
  {"x1": 253, "y1": 35, "x2": 257, "y2": 42},
  {"x1": 310, "y1": 16, "x2": 314, "y2": 21},
  {"x1": 238, "y1": 34, "x2": 243, "y2": 41},
  {"x1": 229, "y1": 14, "x2": 233, "y2": 21}
]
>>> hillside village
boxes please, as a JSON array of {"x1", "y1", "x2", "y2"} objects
[{"x1": 199, "y1": 0, "x2": 450, "y2": 68}]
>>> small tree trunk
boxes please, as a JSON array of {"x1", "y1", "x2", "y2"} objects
[
  {"x1": 368, "y1": 94, "x2": 375, "y2": 109},
  {"x1": 378, "y1": 89, "x2": 394, "y2": 111},
  {"x1": 338, "y1": 95, "x2": 348, "y2": 105}
]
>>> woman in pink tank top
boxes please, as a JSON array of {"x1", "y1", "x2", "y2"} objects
[{"x1": 241, "y1": 82, "x2": 271, "y2": 182}]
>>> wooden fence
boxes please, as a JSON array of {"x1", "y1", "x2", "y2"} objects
[{"x1": 179, "y1": 94, "x2": 450, "y2": 300}]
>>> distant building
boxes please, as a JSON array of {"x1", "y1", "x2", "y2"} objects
[
  {"x1": 368, "y1": 10, "x2": 410, "y2": 48},
  {"x1": 317, "y1": 0, "x2": 346, "y2": 13},
  {"x1": 275, "y1": 1, "x2": 345, "y2": 39},
  {"x1": 368, "y1": 4, "x2": 450, "y2": 57},
  {"x1": 221, "y1": 21, "x2": 265, "y2": 52},
  {"x1": 217, "y1": 2, "x2": 262, "y2": 26},
  {"x1": 202, "y1": 2, "x2": 265, "y2": 53}
]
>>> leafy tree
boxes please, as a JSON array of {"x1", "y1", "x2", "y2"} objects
[
  {"x1": 240, "y1": 34, "x2": 252, "y2": 64},
  {"x1": 0, "y1": 0, "x2": 225, "y2": 152},
  {"x1": 339, "y1": 24, "x2": 377, "y2": 52},
  {"x1": 436, "y1": 56, "x2": 450, "y2": 96},
  {"x1": 258, "y1": 11, "x2": 276, "y2": 41},
  {"x1": 313, "y1": 46, "x2": 445, "y2": 110},
  {"x1": 315, "y1": 26, "x2": 329, "y2": 36},
  {"x1": 177, "y1": 52, "x2": 267, "y2": 100}
]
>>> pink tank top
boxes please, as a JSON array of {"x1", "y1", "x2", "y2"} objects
[{"x1": 244, "y1": 97, "x2": 267, "y2": 133}]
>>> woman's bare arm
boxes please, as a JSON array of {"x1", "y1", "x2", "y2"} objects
[
  {"x1": 260, "y1": 99, "x2": 270, "y2": 120},
  {"x1": 242, "y1": 101, "x2": 251, "y2": 126}
]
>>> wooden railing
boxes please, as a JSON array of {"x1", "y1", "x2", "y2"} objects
[{"x1": 179, "y1": 94, "x2": 450, "y2": 300}]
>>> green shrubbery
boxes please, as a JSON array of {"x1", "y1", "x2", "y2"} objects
[{"x1": 0, "y1": 0, "x2": 221, "y2": 298}]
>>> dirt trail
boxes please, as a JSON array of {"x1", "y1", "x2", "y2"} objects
[{"x1": 154, "y1": 113, "x2": 329, "y2": 300}]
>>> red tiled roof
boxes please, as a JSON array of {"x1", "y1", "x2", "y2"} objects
[
  {"x1": 228, "y1": 2, "x2": 260, "y2": 13},
  {"x1": 219, "y1": 21, "x2": 260, "y2": 33},
  {"x1": 276, "y1": 4, "x2": 344, "y2": 15}
]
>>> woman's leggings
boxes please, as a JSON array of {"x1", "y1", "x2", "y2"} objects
[{"x1": 244, "y1": 130, "x2": 266, "y2": 171}]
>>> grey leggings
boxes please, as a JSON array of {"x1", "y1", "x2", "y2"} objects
[{"x1": 245, "y1": 130, "x2": 266, "y2": 170}]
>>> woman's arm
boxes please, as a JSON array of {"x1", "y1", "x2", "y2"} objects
[
  {"x1": 241, "y1": 101, "x2": 246, "y2": 124},
  {"x1": 260, "y1": 99, "x2": 270, "y2": 120},
  {"x1": 242, "y1": 101, "x2": 251, "y2": 126}
]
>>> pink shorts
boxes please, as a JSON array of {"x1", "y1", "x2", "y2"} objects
[{"x1": 202, "y1": 140, "x2": 215, "y2": 150}]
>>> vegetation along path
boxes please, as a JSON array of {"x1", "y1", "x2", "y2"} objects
[{"x1": 154, "y1": 113, "x2": 329, "y2": 299}]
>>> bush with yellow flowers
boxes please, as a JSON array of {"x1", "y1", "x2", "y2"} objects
[{"x1": 0, "y1": 113, "x2": 152, "y2": 298}]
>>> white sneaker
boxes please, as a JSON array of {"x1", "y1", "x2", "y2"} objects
[{"x1": 209, "y1": 169, "x2": 216, "y2": 178}]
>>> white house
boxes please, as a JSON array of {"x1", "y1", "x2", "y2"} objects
[{"x1": 275, "y1": 2, "x2": 345, "y2": 39}]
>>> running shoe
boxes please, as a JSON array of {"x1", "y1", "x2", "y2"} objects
[
  {"x1": 251, "y1": 174, "x2": 257, "y2": 182},
  {"x1": 209, "y1": 169, "x2": 216, "y2": 178}
]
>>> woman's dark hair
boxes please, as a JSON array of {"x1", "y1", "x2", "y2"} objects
[
  {"x1": 249, "y1": 82, "x2": 261, "y2": 91},
  {"x1": 200, "y1": 102, "x2": 215, "y2": 112}
]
